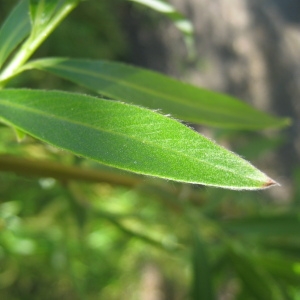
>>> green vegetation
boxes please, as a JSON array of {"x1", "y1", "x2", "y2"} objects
[{"x1": 0, "y1": 1, "x2": 298, "y2": 299}]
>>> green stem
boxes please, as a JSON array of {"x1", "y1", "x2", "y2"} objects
[
  {"x1": 0, "y1": 1, "x2": 78, "y2": 84},
  {"x1": 0, "y1": 154, "x2": 141, "y2": 187}
]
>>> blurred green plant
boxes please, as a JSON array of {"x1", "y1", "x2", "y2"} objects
[{"x1": 0, "y1": 1, "x2": 297, "y2": 300}]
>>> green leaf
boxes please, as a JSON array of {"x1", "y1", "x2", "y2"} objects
[
  {"x1": 0, "y1": 0, "x2": 31, "y2": 69},
  {"x1": 26, "y1": 58, "x2": 290, "y2": 130},
  {"x1": 0, "y1": 1, "x2": 79, "y2": 85},
  {"x1": 0, "y1": 89, "x2": 277, "y2": 190},
  {"x1": 191, "y1": 234, "x2": 214, "y2": 300},
  {"x1": 29, "y1": 0, "x2": 59, "y2": 27},
  {"x1": 229, "y1": 246, "x2": 283, "y2": 300},
  {"x1": 264, "y1": 241, "x2": 300, "y2": 258},
  {"x1": 29, "y1": 0, "x2": 80, "y2": 34},
  {"x1": 254, "y1": 254, "x2": 300, "y2": 286},
  {"x1": 222, "y1": 213, "x2": 300, "y2": 236}
]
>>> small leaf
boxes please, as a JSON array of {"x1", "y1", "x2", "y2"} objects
[
  {"x1": 0, "y1": 0, "x2": 31, "y2": 68},
  {"x1": 0, "y1": 89, "x2": 277, "y2": 190},
  {"x1": 29, "y1": 0, "x2": 58, "y2": 26},
  {"x1": 29, "y1": 0, "x2": 79, "y2": 29},
  {"x1": 26, "y1": 58, "x2": 290, "y2": 130}
]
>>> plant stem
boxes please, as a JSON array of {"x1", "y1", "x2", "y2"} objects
[
  {"x1": 0, "y1": 1, "x2": 78, "y2": 83},
  {"x1": 0, "y1": 154, "x2": 141, "y2": 187}
]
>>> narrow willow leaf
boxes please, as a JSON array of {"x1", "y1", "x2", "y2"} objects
[
  {"x1": 0, "y1": 0, "x2": 31, "y2": 68},
  {"x1": 26, "y1": 58, "x2": 290, "y2": 130},
  {"x1": 229, "y1": 246, "x2": 283, "y2": 300},
  {"x1": 0, "y1": 89, "x2": 277, "y2": 190},
  {"x1": 222, "y1": 213, "x2": 300, "y2": 236},
  {"x1": 191, "y1": 234, "x2": 214, "y2": 300}
]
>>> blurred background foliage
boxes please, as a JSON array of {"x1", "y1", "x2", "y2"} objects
[{"x1": 1, "y1": 0, "x2": 300, "y2": 299}]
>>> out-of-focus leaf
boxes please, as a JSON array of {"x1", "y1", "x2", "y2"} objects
[
  {"x1": 95, "y1": 211, "x2": 168, "y2": 250},
  {"x1": 26, "y1": 58, "x2": 290, "y2": 130},
  {"x1": 0, "y1": 89, "x2": 277, "y2": 190},
  {"x1": 0, "y1": 0, "x2": 31, "y2": 68},
  {"x1": 293, "y1": 167, "x2": 300, "y2": 207},
  {"x1": 222, "y1": 213, "x2": 300, "y2": 236},
  {"x1": 254, "y1": 254, "x2": 300, "y2": 286},
  {"x1": 229, "y1": 246, "x2": 283, "y2": 300},
  {"x1": 129, "y1": 0, "x2": 194, "y2": 56},
  {"x1": 264, "y1": 240, "x2": 300, "y2": 259},
  {"x1": 129, "y1": 0, "x2": 193, "y2": 34},
  {"x1": 191, "y1": 233, "x2": 214, "y2": 300},
  {"x1": 236, "y1": 135, "x2": 284, "y2": 160}
]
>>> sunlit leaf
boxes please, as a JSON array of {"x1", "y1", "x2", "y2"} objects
[
  {"x1": 0, "y1": 89, "x2": 277, "y2": 190},
  {"x1": 0, "y1": 0, "x2": 31, "y2": 68},
  {"x1": 25, "y1": 58, "x2": 290, "y2": 130}
]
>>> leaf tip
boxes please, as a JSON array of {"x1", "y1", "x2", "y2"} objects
[{"x1": 262, "y1": 178, "x2": 280, "y2": 189}]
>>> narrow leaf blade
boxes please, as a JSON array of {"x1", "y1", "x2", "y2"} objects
[
  {"x1": 26, "y1": 58, "x2": 290, "y2": 130},
  {"x1": 191, "y1": 234, "x2": 214, "y2": 300},
  {"x1": 255, "y1": 254, "x2": 300, "y2": 286},
  {"x1": 0, "y1": 89, "x2": 277, "y2": 190},
  {"x1": 222, "y1": 213, "x2": 300, "y2": 236},
  {"x1": 229, "y1": 247, "x2": 283, "y2": 300},
  {"x1": 0, "y1": 0, "x2": 31, "y2": 68}
]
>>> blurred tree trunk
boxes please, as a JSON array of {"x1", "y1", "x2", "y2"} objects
[
  {"x1": 124, "y1": 0, "x2": 300, "y2": 199},
  {"x1": 139, "y1": 264, "x2": 164, "y2": 300}
]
